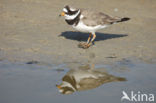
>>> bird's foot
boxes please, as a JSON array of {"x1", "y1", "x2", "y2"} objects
[{"x1": 78, "y1": 42, "x2": 91, "y2": 49}]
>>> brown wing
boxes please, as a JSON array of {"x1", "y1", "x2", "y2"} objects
[
  {"x1": 81, "y1": 9, "x2": 120, "y2": 26},
  {"x1": 78, "y1": 78, "x2": 103, "y2": 91}
]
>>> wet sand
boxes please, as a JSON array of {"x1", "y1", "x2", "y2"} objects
[{"x1": 0, "y1": 0, "x2": 156, "y2": 64}]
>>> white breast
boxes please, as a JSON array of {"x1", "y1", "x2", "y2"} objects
[{"x1": 72, "y1": 21, "x2": 108, "y2": 34}]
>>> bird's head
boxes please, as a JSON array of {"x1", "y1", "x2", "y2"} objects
[
  {"x1": 59, "y1": 5, "x2": 80, "y2": 20},
  {"x1": 56, "y1": 83, "x2": 75, "y2": 94}
]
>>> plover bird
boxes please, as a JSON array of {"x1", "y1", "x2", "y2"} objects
[
  {"x1": 56, "y1": 64, "x2": 126, "y2": 94},
  {"x1": 59, "y1": 5, "x2": 130, "y2": 49}
]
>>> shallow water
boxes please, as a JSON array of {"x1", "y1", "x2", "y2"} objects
[{"x1": 0, "y1": 59, "x2": 155, "y2": 103}]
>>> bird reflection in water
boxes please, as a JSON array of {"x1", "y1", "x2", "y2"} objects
[{"x1": 56, "y1": 64, "x2": 126, "y2": 94}]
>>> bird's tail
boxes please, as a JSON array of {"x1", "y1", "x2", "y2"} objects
[
  {"x1": 116, "y1": 77, "x2": 127, "y2": 81},
  {"x1": 117, "y1": 17, "x2": 130, "y2": 23}
]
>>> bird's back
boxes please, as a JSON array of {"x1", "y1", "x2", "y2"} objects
[{"x1": 81, "y1": 9, "x2": 121, "y2": 26}]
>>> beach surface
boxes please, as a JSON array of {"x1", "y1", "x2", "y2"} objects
[{"x1": 0, "y1": 0, "x2": 156, "y2": 64}]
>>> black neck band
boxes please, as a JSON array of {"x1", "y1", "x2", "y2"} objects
[{"x1": 65, "y1": 12, "x2": 81, "y2": 26}]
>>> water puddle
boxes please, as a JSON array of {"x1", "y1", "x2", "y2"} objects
[{"x1": 0, "y1": 59, "x2": 155, "y2": 103}]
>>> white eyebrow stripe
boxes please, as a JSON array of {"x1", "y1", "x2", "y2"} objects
[{"x1": 63, "y1": 8, "x2": 67, "y2": 13}]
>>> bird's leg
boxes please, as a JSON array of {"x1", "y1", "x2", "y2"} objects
[
  {"x1": 87, "y1": 33, "x2": 92, "y2": 44},
  {"x1": 78, "y1": 33, "x2": 96, "y2": 49},
  {"x1": 88, "y1": 33, "x2": 96, "y2": 46}
]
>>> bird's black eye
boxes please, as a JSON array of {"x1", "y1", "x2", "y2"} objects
[
  {"x1": 64, "y1": 5, "x2": 79, "y2": 15},
  {"x1": 64, "y1": 12, "x2": 68, "y2": 14},
  {"x1": 66, "y1": 10, "x2": 79, "y2": 15},
  {"x1": 64, "y1": 5, "x2": 70, "y2": 10}
]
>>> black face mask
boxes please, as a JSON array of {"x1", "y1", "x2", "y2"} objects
[{"x1": 64, "y1": 5, "x2": 79, "y2": 15}]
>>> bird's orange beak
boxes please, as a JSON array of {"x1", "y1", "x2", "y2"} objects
[
  {"x1": 59, "y1": 12, "x2": 65, "y2": 16},
  {"x1": 56, "y1": 85, "x2": 61, "y2": 89}
]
